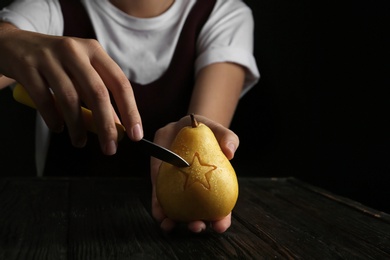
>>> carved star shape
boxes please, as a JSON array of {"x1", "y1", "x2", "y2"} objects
[{"x1": 179, "y1": 152, "x2": 217, "y2": 190}]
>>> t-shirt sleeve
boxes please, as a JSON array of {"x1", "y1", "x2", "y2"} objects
[
  {"x1": 0, "y1": 0, "x2": 63, "y2": 35},
  {"x1": 195, "y1": 0, "x2": 260, "y2": 97}
]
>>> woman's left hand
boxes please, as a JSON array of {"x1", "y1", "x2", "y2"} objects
[{"x1": 150, "y1": 114, "x2": 239, "y2": 233}]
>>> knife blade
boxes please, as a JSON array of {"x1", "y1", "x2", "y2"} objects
[
  {"x1": 137, "y1": 138, "x2": 189, "y2": 167},
  {"x1": 12, "y1": 83, "x2": 189, "y2": 168}
]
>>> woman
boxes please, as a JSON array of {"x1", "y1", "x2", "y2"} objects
[{"x1": 0, "y1": 0, "x2": 259, "y2": 233}]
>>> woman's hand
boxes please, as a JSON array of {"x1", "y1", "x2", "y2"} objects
[
  {"x1": 150, "y1": 114, "x2": 239, "y2": 233},
  {"x1": 0, "y1": 75, "x2": 15, "y2": 90},
  {"x1": 0, "y1": 23, "x2": 143, "y2": 154}
]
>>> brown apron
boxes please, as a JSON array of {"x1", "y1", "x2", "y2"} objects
[{"x1": 44, "y1": 0, "x2": 216, "y2": 177}]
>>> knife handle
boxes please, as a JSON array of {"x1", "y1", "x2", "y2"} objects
[{"x1": 13, "y1": 83, "x2": 126, "y2": 141}]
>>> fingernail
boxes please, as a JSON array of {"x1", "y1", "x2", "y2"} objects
[
  {"x1": 105, "y1": 140, "x2": 117, "y2": 155},
  {"x1": 197, "y1": 225, "x2": 207, "y2": 233},
  {"x1": 194, "y1": 227, "x2": 205, "y2": 233},
  {"x1": 227, "y1": 142, "x2": 236, "y2": 154},
  {"x1": 190, "y1": 222, "x2": 206, "y2": 233},
  {"x1": 131, "y1": 123, "x2": 143, "y2": 140}
]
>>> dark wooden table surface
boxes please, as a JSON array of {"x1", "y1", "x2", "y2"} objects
[{"x1": 0, "y1": 177, "x2": 389, "y2": 259}]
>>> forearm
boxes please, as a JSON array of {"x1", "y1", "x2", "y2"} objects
[
  {"x1": 188, "y1": 62, "x2": 245, "y2": 128},
  {"x1": 0, "y1": 21, "x2": 17, "y2": 34},
  {"x1": 0, "y1": 23, "x2": 17, "y2": 89},
  {"x1": 0, "y1": 22, "x2": 18, "y2": 83}
]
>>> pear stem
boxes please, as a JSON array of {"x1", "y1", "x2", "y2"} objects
[{"x1": 190, "y1": 113, "x2": 198, "y2": 128}]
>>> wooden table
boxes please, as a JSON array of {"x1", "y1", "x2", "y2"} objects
[{"x1": 1, "y1": 177, "x2": 389, "y2": 259}]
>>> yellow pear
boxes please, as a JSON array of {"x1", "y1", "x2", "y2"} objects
[{"x1": 156, "y1": 114, "x2": 239, "y2": 222}]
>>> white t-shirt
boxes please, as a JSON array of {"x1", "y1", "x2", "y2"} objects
[
  {"x1": 0, "y1": 0, "x2": 260, "y2": 176},
  {"x1": 0, "y1": 0, "x2": 259, "y2": 90}
]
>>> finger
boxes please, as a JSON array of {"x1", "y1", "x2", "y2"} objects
[
  {"x1": 160, "y1": 218, "x2": 176, "y2": 232},
  {"x1": 0, "y1": 76, "x2": 15, "y2": 89},
  {"x1": 151, "y1": 185, "x2": 165, "y2": 222},
  {"x1": 151, "y1": 172, "x2": 177, "y2": 233},
  {"x1": 189, "y1": 114, "x2": 240, "y2": 159},
  {"x1": 19, "y1": 68, "x2": 64, "y2": 133},
  {"x1": 219, "y1": 132, "x2": 239, "y2": 160},
  {"x1": 150, "y1": 157, "x2": 162, "y2": 186},
  {"x1": 62, "y1": 39, "x2": 118, "y2": 154},
  {"x1": 188, "y1": 221, "x2": 207, "y2": 233},
  {"x1": 206, "y1": 121, "x2": 239, "y2": 159},
  {"x1": 40, "y1": 54, "x2": 87, "y2": 147},
  {"x1": 89, "y1": 42, "x2": 143, "y2": 141},
  {"x1": 210, "y1": 213, "x2": 232, "y2": 233},
  {"x1": 112, "y1": 105, "x2": 121, "y2": 124},
  {"x1": 153, "y1": 122, "x2": 178, "y2": 147}
]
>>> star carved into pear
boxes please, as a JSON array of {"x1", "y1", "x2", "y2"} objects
[{"x1": 179, "y1": 152, "x2": 217, "y2": 190}]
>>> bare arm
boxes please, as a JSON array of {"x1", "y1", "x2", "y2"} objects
[
  {"x1": 0, "y1": 22, "x2": 143, "y2": 154},
  {"x1": 188, "y1": 62, "x2": 245, "y2": 128}
]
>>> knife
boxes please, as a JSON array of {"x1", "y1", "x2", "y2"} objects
[{"x1": 13, "y1": 84, "x2": 189, "y2": 168}]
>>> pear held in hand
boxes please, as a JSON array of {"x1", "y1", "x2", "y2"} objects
[{"x1": 156, "y1": 114, "x2": 239, "y2": 222}]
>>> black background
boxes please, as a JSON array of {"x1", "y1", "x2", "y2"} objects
[
  {"x1": 1, "y1": 0, "x2": 389, "y2": 212},
  {"x1": 230, "y1": 0, "x2": 390, "y2": 212}
]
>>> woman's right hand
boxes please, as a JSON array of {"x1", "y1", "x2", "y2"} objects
[{"x1": 0, "y1": 22, "x2": 143, "y2": 154}]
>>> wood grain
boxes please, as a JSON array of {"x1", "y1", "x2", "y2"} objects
[{"x1": 0, "y1": 177, "x2": 389, "y2": 259}]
